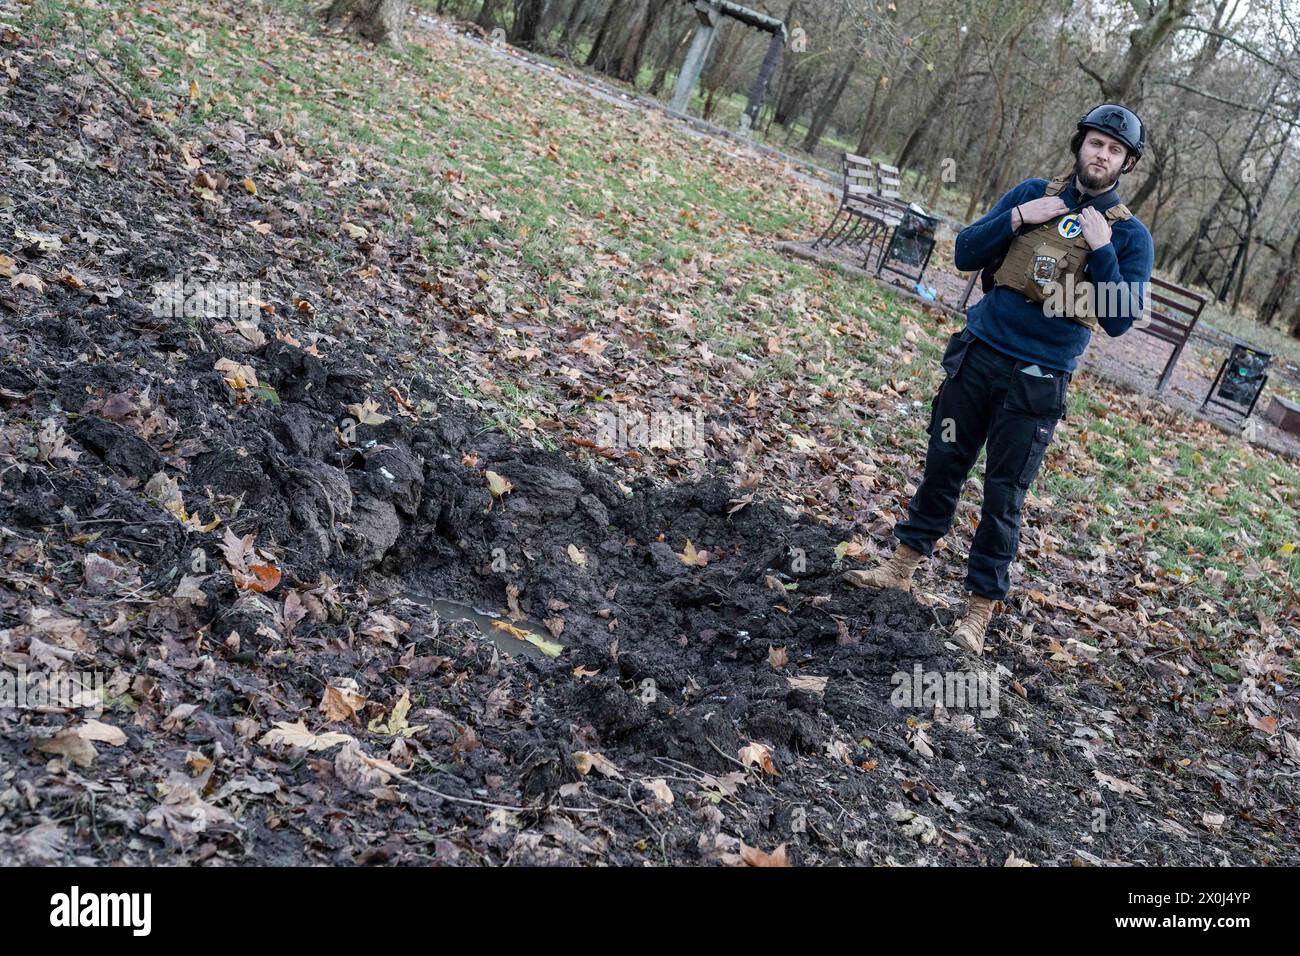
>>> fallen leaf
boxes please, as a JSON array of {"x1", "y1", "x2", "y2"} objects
[
  {"x1": 368, "y1": 690, "x2": 427, "y2": 737},
  {"x1": 678, "y1": 539, "x2": 709, "y2": 566},
  {"x1": 1094, "y1": 770, "x2": 1145, "y2": 797},
  {"x1": 739, "y1": 741, "x2": 778, "y2": 775},
  {"x1": 345, "y1": 398, "x2": 390, "y2": 425},
  {"x1": 232, "y1": 562, "x2": 281, "y2": 593},
  {"x1": 567, "y1": 543, "x2": 587, "y2": 566},
  {"x1": 214, "y1": 357, "x2": 258, "y2": 390},
  {"x1": 258, "y1": 720, "x2": 354, "y2": 752},
  {"x1": 485, "y1": 470, "x2": 512, "y2": 497},
  {"x1": 738, "y1": 842, "x2": 790, "y2": 867},
  {"x1": 573, "y1": 751, "x2": 623, "y2": 779},
  {"x1": 77, "y1": 720, "x2": 127, "y2": 746},
  {"x1": 37, "y1": 730, "x2": 96, "y2": 767},
  {"x1": 640, "y1": 778, "x2": 674, "y2": 804},
  {"x1": 319, "y1": 681, "x2": 367, "y2": 722},
  {"x1": 787, "y1": 674, "x2": 828, "y2": 694}
]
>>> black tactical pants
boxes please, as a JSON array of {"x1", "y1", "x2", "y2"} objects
[{"x1": 893, "y1": 328, "x2": 1069, "y2": 600}]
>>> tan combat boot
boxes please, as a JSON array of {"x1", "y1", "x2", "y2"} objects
[
  {"x1": 951, "y1": 594, "x2": 997, "y2": 656},
  {"x1": 842, "y1": 543, "x2": 925, "y2": 592}
]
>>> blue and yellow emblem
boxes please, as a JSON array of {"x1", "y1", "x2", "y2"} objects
[{"x1": 1057, "y1": 214, "x2": 1082, "y2": 239}]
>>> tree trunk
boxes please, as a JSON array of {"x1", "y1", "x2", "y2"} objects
[
  {"x1": 648, "y1": 18, "x2": 693, "y2": 96},
  {"x1": 324, "y1": 0, "x2": 409, "y2": 48},
  {"x1": 557, "y1": 0, "x2": 591, "y2": 55},
  {"x1": 1083, "y1": 0, "x2": 1195, "y2": 105},
  {"x1": 509, "y1": 0, "x2": 549, "y2": 48},
  {"x1": 586, "y1": 1, "x2": 624, "y2": 69},
  {"x1": 476, "y1": 0, "x2": 502, "y2": 30},
  {"x1": 616, "y1": 0, "x2": 670, "y2": 85},
  {"x1": 1259, "y1": 212, "x2": 1300, "y2": 328},
  {"x1": 801, "y1": 49, "x2": 857, "y2": 153},
  {"x1": 895, "y1": 28, "x2": 977, "y2": 170}
]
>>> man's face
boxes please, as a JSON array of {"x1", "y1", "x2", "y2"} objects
[{"x1": 1075, "y1": 129, "x2": 1129, "y2": 190}]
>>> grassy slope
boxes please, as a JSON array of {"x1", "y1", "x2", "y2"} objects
[{"x1": 23, "y1": 0, "x2": 1299, "y2": 655}]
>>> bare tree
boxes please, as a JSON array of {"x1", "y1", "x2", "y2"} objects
[{"x1": 323, "y1": 0, "x2": 409, "y2": 48}]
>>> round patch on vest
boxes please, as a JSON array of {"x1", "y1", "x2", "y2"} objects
[{"x1": 1057, "y1": 214, "x2": 1082, "y2": 239}]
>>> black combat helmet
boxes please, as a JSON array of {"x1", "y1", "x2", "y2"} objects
[{"x1": 1076, "y1": 104, "x2": 1146, "y2": 161}]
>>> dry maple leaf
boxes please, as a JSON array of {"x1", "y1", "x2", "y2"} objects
[
  {"x1": 345, "y1": 398, "x2": 390, "y2": 425},
  {"x1": 220, "y1": 528, "x2": 255, "y2": 572},
  {"x1": 320, "y1": 682, "x2": 367, "y2": 721}
]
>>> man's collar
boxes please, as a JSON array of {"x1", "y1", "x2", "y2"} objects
[{"x1": 1064, "y1": 174, "x2": 1121, "y2": 211}]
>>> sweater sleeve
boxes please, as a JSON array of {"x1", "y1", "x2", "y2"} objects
[
  {"x1": 954, "y1": 180, "x2": 1042, "y2": 273},
  {"x1": 1087, "y1": 221, "x2": 1155, "y2": 337}
]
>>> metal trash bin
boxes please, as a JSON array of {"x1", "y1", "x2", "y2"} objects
[
  {"x1": 1201, "y1": 343, "x2": 1270, "y2": 421},
  {"x1": 877, "y1": 204, "x2": 939, "y2": 284}
]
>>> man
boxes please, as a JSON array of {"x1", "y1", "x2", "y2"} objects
[{"x1": 845, "y1": 104, "x2": 1155, "y2": 656}]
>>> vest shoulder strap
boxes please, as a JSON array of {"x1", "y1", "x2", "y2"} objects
[
  {"x1": 1105, "y1": 202, "x2": 1133, "y2": 222},
  {"x1": 1044, "y1": 173, "x2": 1073, "y2": 197}
]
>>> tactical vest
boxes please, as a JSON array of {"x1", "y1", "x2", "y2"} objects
[{"x1": 992, "y1": 173, "x2": 1132, "y2": 332}]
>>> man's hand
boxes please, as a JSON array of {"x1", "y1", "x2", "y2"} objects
[
  {"x1": 1016, "y1": 196, "x2": 1069, "y2": 226},
  {"x1": 1078, "y1": 206, "x2": 1112, "y2": 250}
]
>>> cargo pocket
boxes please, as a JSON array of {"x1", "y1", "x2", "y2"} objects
[
  {"x1": 940, "y1": 329, "x2": 975, "y2": 381},
  {"x1": 925, "y1": 385, "x2": 942, "y2": 436},
  {"x1": 1017, "y1": 419, "x2": 1056, "y2": 487}
]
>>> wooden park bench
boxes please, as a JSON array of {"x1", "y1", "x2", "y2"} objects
[
  {"x1": 813, "y1": 154, "x2": 908, "y2": 263},
  {"x1": 957, "y1": 271, "x2": 1207, "y2": 391},
  {"x1": 812, "y1": 152, "x2": 878, "y2": 249}
]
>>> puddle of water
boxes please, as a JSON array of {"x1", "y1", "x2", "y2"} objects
[{"x1": 408, "y1": 595, "x2": 562, "y2": 661}]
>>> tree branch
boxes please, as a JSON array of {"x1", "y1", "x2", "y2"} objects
[
  {"x1": 1147, "y1": 78, "x2": 1295, "y2": 122},
  {"x1": 1176, "y1": 23, "x2": 1298, "y2": 79}
]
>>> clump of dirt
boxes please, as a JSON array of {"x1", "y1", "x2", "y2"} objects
[{"x1": 1, "y1": 38, "x2": 1295, "y2": 867}]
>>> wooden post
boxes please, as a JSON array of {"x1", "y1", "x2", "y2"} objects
[
  {"x1": 738, "y1": 28, "x2": 785, "y2": 137},
  {"x1": 670, "y1": 1, "x2": 721, "y2": 113}
]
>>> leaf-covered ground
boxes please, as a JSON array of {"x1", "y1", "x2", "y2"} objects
[{"x1": 0, "y1": 0, "x2": 1297, "y2": 865}]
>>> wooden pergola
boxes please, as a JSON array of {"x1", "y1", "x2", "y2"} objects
[{"x1": 669, "y1": 0, "x2": 788, "y2": 137}]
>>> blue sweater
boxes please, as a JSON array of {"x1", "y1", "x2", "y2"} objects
[{"x1": 954, "y1": 175, "x2": 1155, "y2": 374}]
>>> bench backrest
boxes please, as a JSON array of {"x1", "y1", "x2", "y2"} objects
[
  {"x1": 842, "y1": 152, "x2": 876, "y2": 204},
  {"x1": 1142, "y1": 276, "x2": 1207, "y2": 344},
  {"x1": 876, "y1": 163, "x2": 902, "y2": 202}
]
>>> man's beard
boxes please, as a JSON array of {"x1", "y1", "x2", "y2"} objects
[{"x1": 1075, "y1": 155, "x2": 1118, "y2": 192}]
